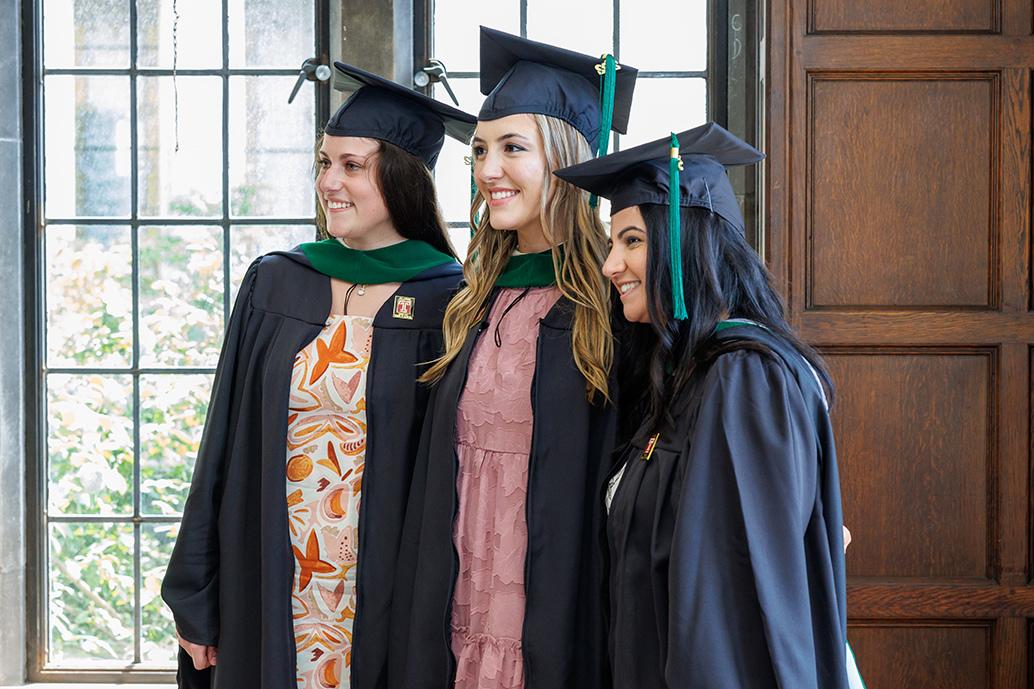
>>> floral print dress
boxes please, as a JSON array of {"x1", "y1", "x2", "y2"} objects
[{"x1": 286, "y1": 314, "x2": 372, "y2": 689}]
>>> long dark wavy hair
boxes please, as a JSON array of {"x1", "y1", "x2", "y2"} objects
[
  {"x1": 313, "y1": 133, "x2": 457, "y2": 260},
  {"x1": 617, "y1": 203, "x2": 834, "y2": 440}
]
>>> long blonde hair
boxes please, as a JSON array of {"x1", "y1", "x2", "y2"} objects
[{"x1": 421, "y1": 115, "x2": 613, "y2": 402}]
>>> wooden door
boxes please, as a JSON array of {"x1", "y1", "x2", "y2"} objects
[{"x1": 765, "y1": 1, "x2": 1034, "y2": 686}]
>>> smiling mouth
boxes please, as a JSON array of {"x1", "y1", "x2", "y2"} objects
[
  {"x1": 618, "y1": 281, "x2": 641, "y2": 296},
  {"x1": 327, "y1": 201, "x2": 354, "y2": 210},
  {"x1": 488, "y1": 190, "x2": 518, "y2": 205}
]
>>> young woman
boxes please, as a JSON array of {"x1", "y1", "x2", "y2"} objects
[
  {"x1": 161, "y1": 63, "x2": 476, "y2": 689},
  {"x1": 387, "y1": 28, "x2": 636, "y2": 689},
  {"x1": 554, "y1": 123, "x2": 851, "y2": 688}
]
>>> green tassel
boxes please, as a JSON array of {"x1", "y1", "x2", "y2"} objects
[
  {"x1": 597, "y1": 54, "x2": 616, "y2": 157},
  {"x1": 590, "y1": 54, "x2": 618, "y2": 210},
  {"x1": 669, "y1": 132, "x2": 687, "y2": 320}
]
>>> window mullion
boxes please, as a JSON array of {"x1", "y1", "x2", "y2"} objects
[
  {"x1": 613, "y1": 0, "x2": 621, "y2": 153},
  {"x1": 222, "y1": 0, "x2": 231, "y2": 326},
  {"x1": 709, "y1": 0, "x2": 729, "y2": 127}
]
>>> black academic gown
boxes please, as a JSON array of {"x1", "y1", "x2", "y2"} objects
[
  {"x1": 388, "y1": 291, "x2": 618, "y2": 689},
  {"x1": 606, "y1": 325, "x2": 849, "y2": 689},
  {"x1": 161, "y1": 245, "x2": 462, "y2": 689}
]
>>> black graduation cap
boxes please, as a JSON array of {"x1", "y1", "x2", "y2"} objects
[
  {"x1": 554, "y1": 123, "x2": 764, "y2": 319},
  {"x1": 328, "y1": 62, "x2": 477, "y2": 169},
  {"x1": 478, "y1": 26, "x2": 638, "y2": 151},
  {"x1": 552, "y1": 122, "x2": 764, "y2": 233}
]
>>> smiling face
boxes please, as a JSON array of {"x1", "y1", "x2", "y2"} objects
[
  {"x1": 316, "y1": 135, "x2": 403, "y2": 250},
  {"x1": 604, "y1": 205, "x2": 650, "y2": 323},
  {"x1": 472, "y1": 114, "x2": 552, "y2": 252}
]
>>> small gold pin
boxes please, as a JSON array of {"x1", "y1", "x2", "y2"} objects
[
  {"x1": 595, "y1": 59, "x2": 622, "y2": 76},
  {"x1": 392, "y1": 295, "x2": 415, "y2": 320},
  {"x1": 641, "y1": 433, "x2": 660, "y2": 461}
]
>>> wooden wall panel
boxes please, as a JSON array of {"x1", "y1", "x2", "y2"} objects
[
  {"x1": 826, "y1": 349, "x2": 994, "y2": 581},
  {"x1": 847, "y1": 622, "x2": 992, "y2": 689},
  {"x1": 809, "y1": 75, "x2": 998, "y2": 310},
  {"x1": 809, "y1": 0, "x2": 999, "y2": 34},
  {"x1": 771, "y1": 0, "x2": 1034, "y2": 685}
]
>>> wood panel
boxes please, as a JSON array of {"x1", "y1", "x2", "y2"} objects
[
  {"x1": 810, "y1": 0, "x2": 999, "y2": 35},
  {"x1": 847, "y1": 585, "x2": 1034, "y2": 617},
  {"x1": 827, "y1": 348, "x2": 994, "y2": 581},
  {"x1": 768, "y1": 0, "x2": 1034, "y2": 684},
  {"x1": 808, "y1": 74, "x2": 998, "y2": 310},
  {"x1": 795, "y1": 312, "x2": 1034, "y2": 346},
  {"x1": 847, "y1": 622, "x2": 992, "y2": 689}
]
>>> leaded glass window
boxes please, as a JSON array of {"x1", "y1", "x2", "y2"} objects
[{"x1": 35, "y1": 0, "x2": 327, "y2": 673}]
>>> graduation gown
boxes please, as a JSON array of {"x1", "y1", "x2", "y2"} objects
[
  {"x1": 388, "y1": 292, "x2": 618, "y2": 689},
  {"x1": 606, "y1": 325, "x2": 849, "y2": 689},
  {"x1": 161, "y1": 246, "x2": 462, "y2": 689}
]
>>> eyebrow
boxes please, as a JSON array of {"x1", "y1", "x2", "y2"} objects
[
  {"x1": 616, "y1": 225, "x2": 645, "y2": 238},
  {"x1": 319, "y1": 150, "x2": 368, "y2": 162},
  {"x1": 471, "y1": 133, "x2": 534, "y2": 144}
]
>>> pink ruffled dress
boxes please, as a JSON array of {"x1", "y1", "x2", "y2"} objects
[{"x1": 450, "y1": 286, "x2": 561, "y2": 689}]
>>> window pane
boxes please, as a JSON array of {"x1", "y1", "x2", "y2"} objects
[
  {"x1": 139, "y1": 226, "x2": 224, "y2": 367},
  {"x1": 48, "y1": 374, "x2": 134, "y2": 515},
  {"x1": 141, "y1": 374, "x2": 212, "y2": 516},
  {"x1": 137, "y1": 0, "x2": 223, "y2": 68},
  {"x1": 433, "y1": 0, "x2": 519, "y2": 74},
  {"x1": 46, "y1": 226, "x2": 133, "y2": 368},
  {"x1": 49, "y1": 522, "x2": 135, "y2": 663},
  {"x1": 619, "y1": 77, "x2": 707, "y2": 148},
  {"x1": 44, "y1": 0, "x2": 130, "y2": 67},
  {"x1": 228, "y1": 0, "x2": 314, "y2": 68},
  {"x1": 45, "y1": 75, "x2": 131, "y2": 218},
  {"x1": 141, "y1": 524, "x2": 180, "y2": 662},
  {"x1": 229, "y1": 76, "x2": 316, "y2": 218},
  {"x1": 527, "y1": 0, "x2": 613, "y2": 57},
  {"x1": 621, "y1": 0, "x2": 707, "y2": 72},
  {"x1": 138, "y1": 76, "x2": 224, "y2": 218},
  {"x1": 230, "y1": 225, "x2": 318, "y2": 301},
  {"x1": 434, "y1": 78, "x2": 481, "y2": 229}
]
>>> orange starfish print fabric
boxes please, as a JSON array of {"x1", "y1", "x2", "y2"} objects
[{"x1": 286, "y1": 314, "x2": 372, "y2": 689}]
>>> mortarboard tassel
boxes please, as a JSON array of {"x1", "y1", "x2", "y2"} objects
[
  {"x1": 669, "y1": 132, "x2": 688, "y2": 320},
  {"x1": 597, "y1": 54, "x2": 617, "y2": 158},
  {"x1": 590, "y1": 54, "x2": 618, "y2": 209}
]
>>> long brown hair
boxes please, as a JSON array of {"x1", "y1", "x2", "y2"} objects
[
  {"x1": 313, "y1": 133, "x2": 457, "y2": 259},
  {"x1": 421, "y1": 115, "x2": 612, "y2": 401}
]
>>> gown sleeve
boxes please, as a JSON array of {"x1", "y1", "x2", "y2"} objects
[
  {"x1": 160, "y1": 256, "x2": 262, "y2": 648},
  {"x1": 665, "y1": 349, "x2": 841, "y2": 689}
]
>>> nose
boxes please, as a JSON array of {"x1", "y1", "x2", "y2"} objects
[
  {"x1": 476, "y1": 149, "x2": 503, "y2": 184},
  {"x1": 602, "y1": 243, "x2": 624, "y2": 282},
  {"x1": 319, "y1": 163, "x2": 341, "y2": 193}
]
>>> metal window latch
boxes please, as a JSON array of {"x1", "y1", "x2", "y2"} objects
[
  {"x1": 413, "y1": 59, "x2": 459, "y2": 106},
  {"x1": 288, "y1": 58, "x2": 332, "y2": 104}
]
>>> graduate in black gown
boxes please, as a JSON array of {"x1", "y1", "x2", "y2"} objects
[
  {"x1": 387, "y1": 28, "x2": 636, "y2": 689},
  {"x1": 161, "y1": 63, "x2": 475, "y2": 689},
  {"x1": 554, "y1": 123, "x2": 850, "y2": 689}
]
